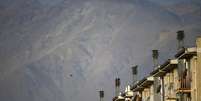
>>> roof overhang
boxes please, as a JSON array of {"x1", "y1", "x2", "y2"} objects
[
  {"x1": 132, "y1": 76, "x2": 154, "y2": 91},
  {"x1": 133, "y1": 86, "x2": 144, "y2": 92},
  {"x1": 113, "y1": 96, "x2": 125, "y2": 101},
  {"x1": 132, "y1": 77, "x2": 146, "y2": 91},
  {"x1": 125, "y1": 91, "x2": 134, "y2": 98},
  {"x1": 175, "y1": 47, "x2": 197, "y2": 59},
  {"x1": 141, "y1": 76, "x2": 154, "y2": 87},
  {"x1": 151, "y1": 59, "x2": 178, "y2": 77},
  {"x1": 161, "y1": 59, "x2": 178, "y2": 72}
]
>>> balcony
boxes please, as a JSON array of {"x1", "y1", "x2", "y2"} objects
[
  {"x1": 113, "y1": 96, "x2": 125, "y2": 101},
  {"x1": 133, "y1": 95, "x2": 142, "y2": 101},
  {"x1": 176, "y1": 78, "x2": 191, "y2": 93}
]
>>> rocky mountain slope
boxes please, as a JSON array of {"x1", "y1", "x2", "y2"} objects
[{"x1": 0, "y1": 0, "x2": 200, "y2": 101}]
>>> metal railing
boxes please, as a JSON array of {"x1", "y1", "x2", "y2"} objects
[{"x1": 177, "y1": 77, "x2": 191, "y2": 93}]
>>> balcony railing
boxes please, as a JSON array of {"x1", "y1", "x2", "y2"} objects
[{"x1": 176, "y1": 77, "x2": 191, "y2": 93}]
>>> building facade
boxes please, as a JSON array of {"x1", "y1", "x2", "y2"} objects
[{"x1": 112, "y1": 37, "x2": 201, "y2": 101}]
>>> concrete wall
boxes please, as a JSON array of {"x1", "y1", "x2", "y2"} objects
[
  {"x1": 142, "y1": 88, "x2": 151, "y2": 101},
  {"x1": 153, "y1": 77, "x2": 161, "y2": 101},
  {"x1": 162, "y1": 67, "x2": 178, "y2": 101},
  {"x1": 150, "y1": 85, "x2": 154, "y2": 101},
  {"x1": 196, "y1": 38, "x2": 201, "y2": 101},
  {"x1": 191, "y1": 55, "x2": 197, "y2": 101}
]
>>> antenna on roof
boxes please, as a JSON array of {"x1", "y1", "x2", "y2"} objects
[
  {"x1": 177, "y1": 30, "x2": 185, "y2": 50},
  {"x1": 152, "y1": 50, "x2": 159, "y2": 70}
]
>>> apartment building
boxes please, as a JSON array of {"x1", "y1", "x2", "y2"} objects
[
  {"x1": 131, "y1": 76, "x2": 154, "y2": 101},
  {"x1": 111, "y1": 37, "x2": 201, "y2": 101},
  {"x1": 151, "y1": 59, "x2": 179, "y2": 101}
]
